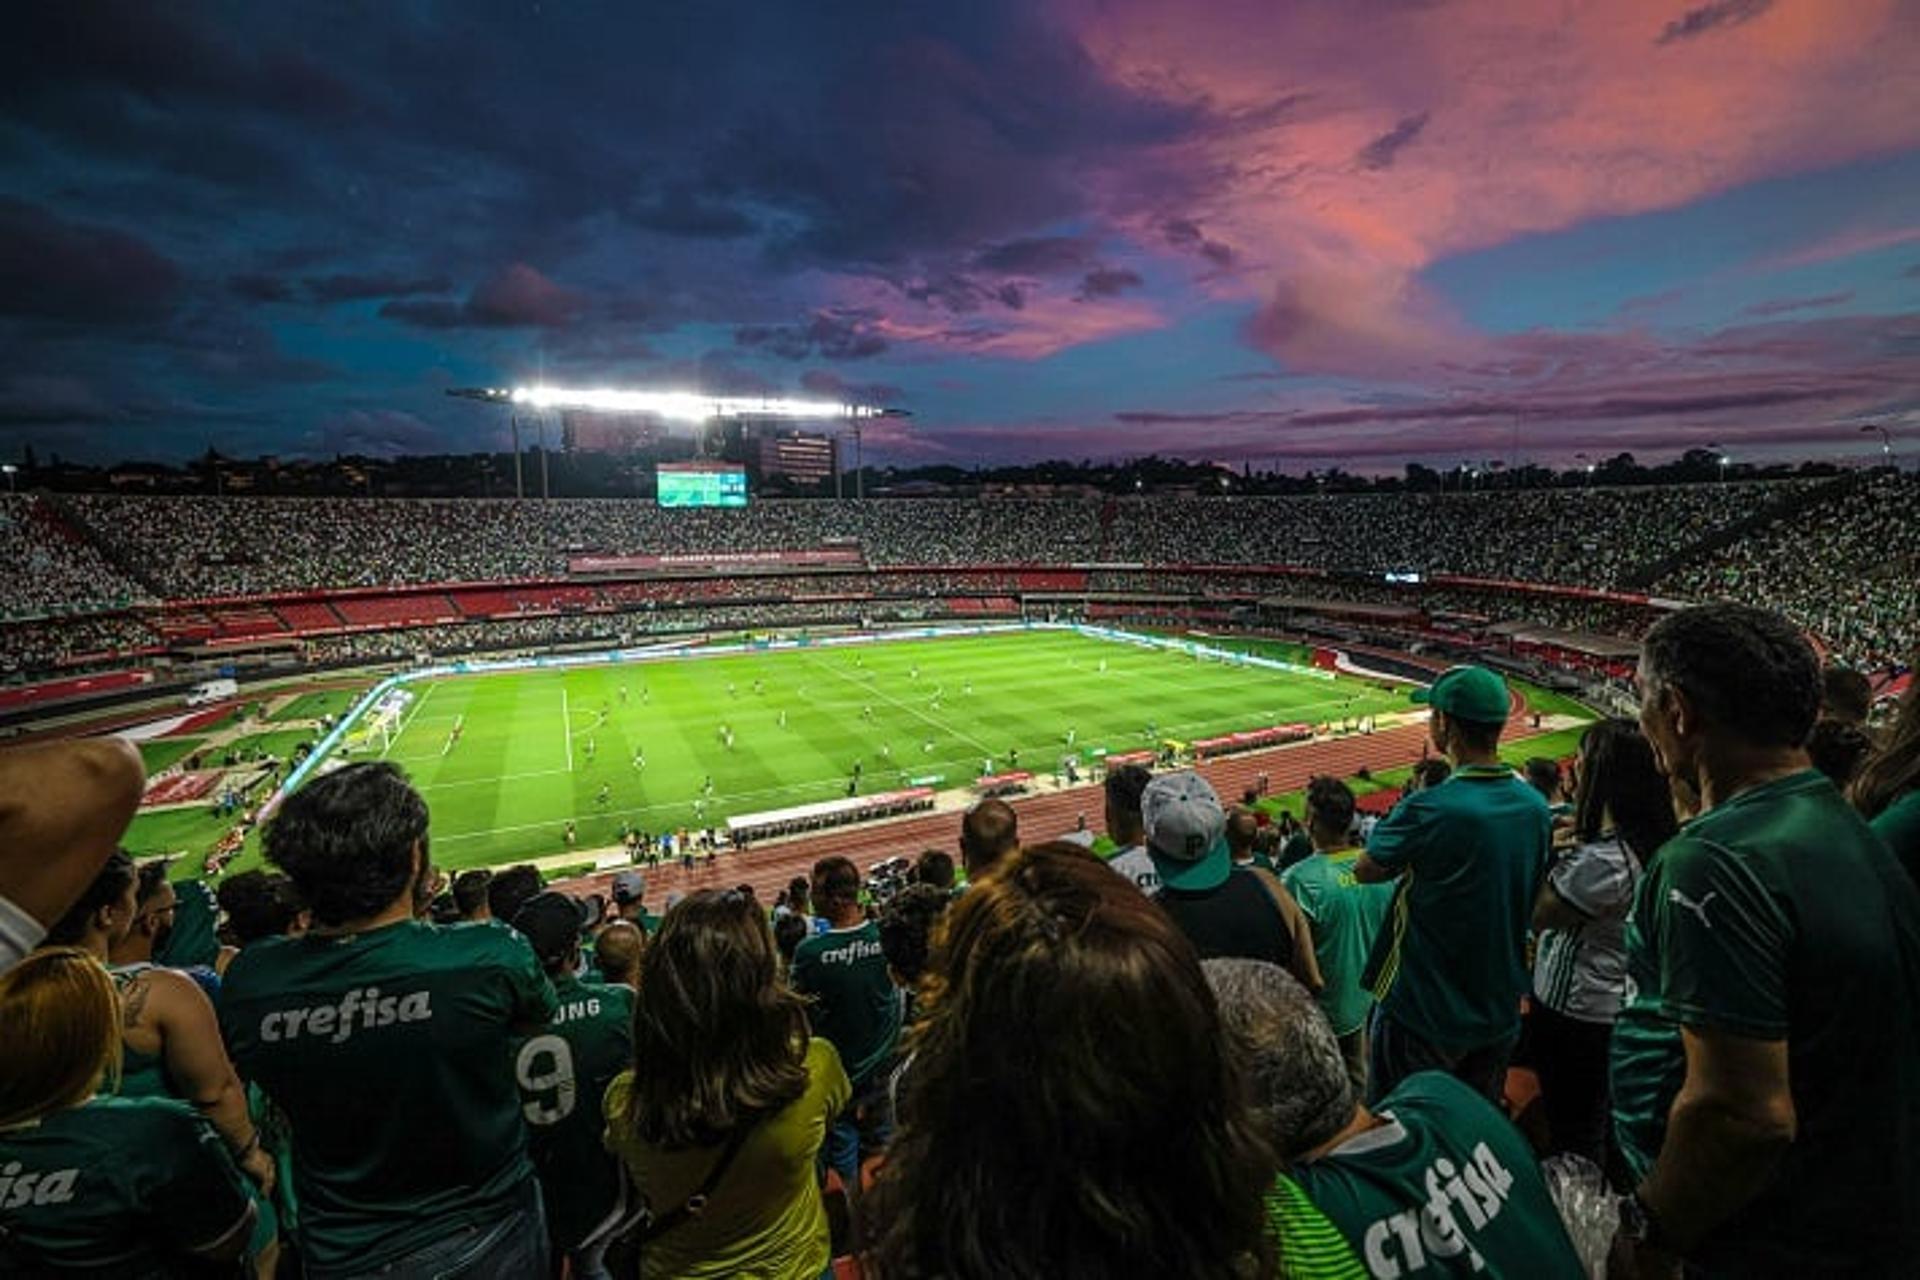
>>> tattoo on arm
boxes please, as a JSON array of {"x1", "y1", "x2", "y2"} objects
[{"x1": 120, "y1": 974, "x2": 152, "y2": 1029}]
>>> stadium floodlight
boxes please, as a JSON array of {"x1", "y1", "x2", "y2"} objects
[{"x1": 500, "y1": 385, "x2": 893, "y2": 422}]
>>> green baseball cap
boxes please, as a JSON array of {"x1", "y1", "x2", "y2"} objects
[
  {"x1": 1143, "y1": 770, "x2": 1232, "y2": 893},
  {"x1": 1411, "y1": 665, "x2": 1510, "y2": 723}
]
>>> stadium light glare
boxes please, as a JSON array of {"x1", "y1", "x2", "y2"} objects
[{"x1": 506, "y1": 384, "x2": 889, "y2": 421}]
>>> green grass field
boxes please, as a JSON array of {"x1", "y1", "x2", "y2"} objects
[
  {"x1": 319, "y1": 629, "x2": 1407, "y2": 871},
  {"x1": 136, "y1": 737, "x2": 204, "y2": 773}
]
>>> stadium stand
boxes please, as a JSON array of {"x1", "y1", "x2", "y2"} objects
[{"x1": 4, "y1": 480, "x2": 1914, "y2": 688}]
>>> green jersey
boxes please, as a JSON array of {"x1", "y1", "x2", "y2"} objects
[
  {"x1": 1362, "y1": 766, "x2": 1550, "y2": 1050},
  {"x1": 220, "y1": 918, "x2": 557, "y2": 1273},
  {"x1": 0, "y1": 1095, "x2": 253, "y2": 1278},
  {"x1": 1292, "y1": 1072, "x2": 1583, "y2": 1279},
  {"x1": 1610, "y1": 770, "x2": 1920, "y2": 1274},
  {"x1": 1284, "y1": 848, "x2": 1395, "y2": 1036},
  {"x1": 1872, "y1": 789, "x2": 1920, "y2": 886},
  {"x1": 791, "y1": 919, "x2": 902, "y2": 1087},
  {"x1": 154, "y1": 878, "x2": 219, "y2": 970},
  {"x1": 1264, "y1": 1174, "x2": 1369, "y2": 1279},
  {"x1": 515, "y1": 972, "x2": 634, "y2": 1251}
]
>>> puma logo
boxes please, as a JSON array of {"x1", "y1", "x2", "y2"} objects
[{"x1": 1668, "y1": 889, "x2": 1718, "y2": 929}]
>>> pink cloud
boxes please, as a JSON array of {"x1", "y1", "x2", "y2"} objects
[{"x1": 1052, "y1": 0, "x2": 1920, "y2": 379}]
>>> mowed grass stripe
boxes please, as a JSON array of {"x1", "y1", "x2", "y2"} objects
[{"x1": 345, "y1": 631, "x2": 1405, "y2": 870}]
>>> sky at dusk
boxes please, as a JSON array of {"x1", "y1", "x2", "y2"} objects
[{"x1": 2, "y1": 0, "x2": 1918, "y2": 470}]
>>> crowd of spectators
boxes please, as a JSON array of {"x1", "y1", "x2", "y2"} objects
[
  {"x1": 0, "y1": 496, "x2": 147, "y2": 618},
  {"x1": 1663, "y1": 471, "x2": 1920, "y2": 669},
  {"x1": 5, "y1": 476, "x2": 1913, "y2": 681},
  {"x1": 3, "y1": 602, "x2": 1920, "y2": 1275},
  {"x1": 53, "y1": 482, "x2": 1801, "y2": 597}
]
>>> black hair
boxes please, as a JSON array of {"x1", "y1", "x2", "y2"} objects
[
  {"x1": 46, "y1": 850, "x2": 136, "y2": 945},
  {"x1": 811, "y1": 856, "x2": 862, "y2": 911},
  {"x1": 1807, "y1": 719, "x2": 1875, "y2": 789},
  {"x1": 772, "y1": 912, "x2": 809, "y2": 965},
  {"x1": 1821, "y1": 667, "x2": 1874, "y2": 725},
  {"x1": 1103, "y1": 763, "x2": 1152, "y2": 818},
  {"x1": 1524, "y1": 757, "x2": 1562, "y2": 799},
  {"x1": 451, "y1": 869, "x2": 493, "y2": 916},
  {"x1": 486, "y1": 864, "x2": 545, "y2": 923},
  {"x1": 1572, "y1": 719, "x2": 1678, "y2": 866},
  {"x1": 1304, "y1": 776, "x2": 1356, "y2": 840},
  {"x1": 1411, "y1": 758, "x2": 1453, "y2": 790},
  {"x1": 1641, "y1": 603, "x2": 1820, "y2": 749},
  {"x1": 877, "y1": 884, "x2": 951, "y2": 985},
  {"x1": 216, "y1": 870, "x2": 304, "y2": 945},
  {"x1": 133, "y1": 859, "x2": 172, "y2": 908},
  {"x1": 914, "y1": 848, "x2": 956, "y2": 890},
  {"x1": 264, "y1": 762, "x2": 428, "y2": 928}
]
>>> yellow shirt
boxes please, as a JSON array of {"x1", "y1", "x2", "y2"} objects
[{"x1": 604, "y1": 1037, "x2": 851, "y2": 1280}]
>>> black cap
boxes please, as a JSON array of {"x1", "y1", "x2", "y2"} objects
[{"x1": 511, "y1": 891, "x2": 588, "y2": 964}]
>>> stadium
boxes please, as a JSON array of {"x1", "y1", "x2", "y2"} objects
[{"x1": 4, "y1": 4, "x2": 1919, "y2": 1279}]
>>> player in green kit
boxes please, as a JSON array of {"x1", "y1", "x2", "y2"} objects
[
  {"x1": 510, "y1": 893, "x2": 637, "y2": 1280},
  {"x1": 220, "y1": 763, "x2": 558, "y2": 1280},
  {"x1": 1207, "y1": 959, "x2": 1582, "y2": 1279}
]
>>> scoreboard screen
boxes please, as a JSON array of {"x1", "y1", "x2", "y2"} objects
[{"x1": 657, "y1": 463, "x2": 748, "y2": 508}]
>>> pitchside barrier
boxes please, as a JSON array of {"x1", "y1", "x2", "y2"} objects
[{"x1": 262, "y1": 619, "x2": 1348, "y2": 820}]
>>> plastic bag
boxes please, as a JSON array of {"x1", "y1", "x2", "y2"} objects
[{"x1": 1541, "y1": 1153, "x2": 1618, "y2": 1279}]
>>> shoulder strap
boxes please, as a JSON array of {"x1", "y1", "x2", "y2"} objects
[
  {"x1": 1247, "y1": 868, "x2": 1325, "y2": 991},
  {"x1": 638, "y1": 1123, "x2": 755, "y2": 1243}
]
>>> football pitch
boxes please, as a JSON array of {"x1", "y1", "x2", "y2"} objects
[{"x1": 341, "y1": 629, "x2": 1408, "y2": 871}]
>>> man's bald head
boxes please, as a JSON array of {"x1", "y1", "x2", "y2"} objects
[
  {"x1": 960, "y1": 798, "x2": 1019, "y2": 876},
  {"x1": 593, "y1": 919, "x2": 644, "y2": 989}
]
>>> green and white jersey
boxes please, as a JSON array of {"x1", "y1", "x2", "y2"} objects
[
  {"x1": 1284, "y1": 848, "x2": 1395, "y2": 1037},
  {"x1": 1361, "y1": 766, "x2": 1550, "y2": 1051},
  {"x1": 1265, "y1": 1174, "x2": 1369, "y2": 1279},
  {"x1": 515, "y1": 972, "x2": 634, "y2": 1251},
  {"x1": 1292, "y1": 1073, "x2": 1583, "y2": 1279},
  {"x1": 791, "y1": 919, "x2": 902, "y2": 1087},
  {"x1": 153, "y1": 878, "x2": 219, "y2": 971},
  {"x1": 1611, "y1": 770, "x2": 1920, "y2": 1275},
  {"x1": 0, "y1": 1095, "x2": 253, "y2": 1278},
  {"x1": 219, "y1": 918, "x2": 557, "y2": 1273}
]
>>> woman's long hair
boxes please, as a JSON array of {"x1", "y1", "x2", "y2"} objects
[
  {"x1": 0, "y1": 948, "x2": 121, "y2": 1128},
  {"x1": 626, "y1": 890, "x2": 810, "y2": 1149},
  {"x1": 1573, "y1": 718, "x2": 1679, "y2": 865},
  {"x1": 867, "y1": 842, "x2": 1276, "y2": 1280},
  {"x1": 1852, "y1": 672, "x2": 1919, "y2": 819}
]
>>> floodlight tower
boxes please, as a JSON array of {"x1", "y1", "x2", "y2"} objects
[{"x1": 447, "y1": 385, "x2": 907, "y2": 500}]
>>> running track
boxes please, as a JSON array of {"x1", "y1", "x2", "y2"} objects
[{"x1": 567, "y1": 699, "x2": 1539, "y2": 906}]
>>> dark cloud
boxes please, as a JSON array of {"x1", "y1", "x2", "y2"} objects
[
  {"x1": 800, "y1": 368, "x2": 906, "y2": 405},
  {"x1": 1078, "y1": 267, "x2": 1144, "y2": 299},
  {"x1": 1162, "y1": 218, "x2": 1237, "y2": 267},
  {"x1": 973, "y1": 236, "x2": 1099, "y2": 276},
  {"x1": 735, "y1": 310, "x2": 889, "y2": 360},
  {"x1": 304, "y1": 273, "x2": 453, "y2": 303},
  {"x1": 1740, "y1": 291, "x2": 1853, "y2": 317},
  {"x1": 1903, "y1": 262, "x2": 1920, "y2": 278},
  {"x1": 1357, "y1": 112, "x2": 1431, "y2": 170},
  {"x1": 229, "y1": 273, "x2": 295, "y2": 303},
  {"x1": 0, "y1": 200, "x2": 181, "y2": 323},
  {"x1": 1656, "y1": 0, "x2": 1773, "y2": 45},
  {"x1": 381, "y1": 264, "x2": 582, "y2": 330},
  {"x1": 628, "y1": 188, "x2": 757, "y2": 239},
  {"x1": 997, "y1": 282, "x2": 1027, "y2": 310}
]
